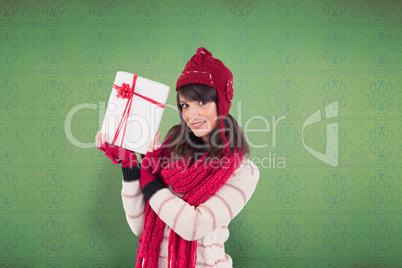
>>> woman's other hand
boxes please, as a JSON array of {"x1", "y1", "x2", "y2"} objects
[
  {"x1": 147, "y1": 132, "x2": 161, "y2": 153},
  {"x1": 95, "y1": 131, "x2": 138, "y2": 167},
  {"x1": 95, "y1": 131, "x2": 107, "y2": 149}
]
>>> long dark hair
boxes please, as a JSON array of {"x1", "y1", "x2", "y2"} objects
[{"x1": 162, "y1": 84, "x2": 249, "y2": 163}]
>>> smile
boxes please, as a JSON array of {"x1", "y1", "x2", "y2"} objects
[{"x1": 192, "y1": 121, "x2": 206, "y2": 128}]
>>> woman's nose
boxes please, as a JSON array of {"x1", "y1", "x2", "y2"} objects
[{"x1": 186, "y1": 104, "x2": 200, "y2": 119}]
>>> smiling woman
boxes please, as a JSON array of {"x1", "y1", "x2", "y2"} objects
[
  {"x1": 179, "y1": 88, "x2": 218, "y2": 144},
  {"x1": 97, "y1": 47, "x2": 259, "y2": 268}
]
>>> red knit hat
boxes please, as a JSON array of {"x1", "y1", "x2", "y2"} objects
[{"x1": 176, "y1": 47, "x2": 234, "y2": 117}]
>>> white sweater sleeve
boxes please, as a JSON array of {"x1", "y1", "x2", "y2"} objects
[
  {"x1": 148, "y1": 159, "x2": 260, "y2": 241},
  {"x1": 121, "y1": 179, "x2": 145, "y2": 236}
]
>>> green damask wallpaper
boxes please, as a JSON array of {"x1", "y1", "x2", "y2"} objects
[{"x1": 0, "y1": 0, "x2": 400, "y2": 267}]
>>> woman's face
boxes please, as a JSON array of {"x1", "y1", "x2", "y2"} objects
[{"x1": 179, "y1": 94, "x2": 218, "y2": 144}]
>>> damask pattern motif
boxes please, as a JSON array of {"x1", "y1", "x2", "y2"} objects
[
  {"x1": 274, "y1": 120, "x2": 300, "y2": 161},
  {"x1": 40, "y1": 123, "x2": 67, "y2": 161},
  {"x1": 368, "y1": 217, "x2": 395, "y2": 255},
  {"x1": 367, "y1": 169, "x2": 395, "y2": 208},
  {"x1": 367, "y1": 123, "x2": 395, "y2": 161},
  {"x1": 229, "y1": 29, "x2": 255, "y2": 68},
  {"x1": 367, "y1": 76, "x2": 395, "y2": 115},
  {"x1": 321, "y1": 217, "x2": 348, "y2": 255},
  {"x1": 86, "y1": 217, "x2": 114, "y2": 255},
  {"x1": 321, "y1": 0, "x2": 348, "y2": 19},
  {"x1": 0, "y1": 123, "x2": 18, "y2": 162},
  {"x1": 86, "y1": 0, "x2": 115, "y2": 21},
  {"x1": 86, "y1": 170, "x2": 113, "y2": 209},
  {"x1": 86, "y1": 29, "x2": 112, "y2": 68},
  {"x1": 320, "y1": 169, "x2": 349, "y2": 208},
  {"x1": 40, "y1": 217, "x2": 68, "y2": 255},
  {"x1": 0, "y1": 78, "x2": 19, "y2": 114},
  {"x1": 40, "y1": 1, "x2": 66, "y2": 21},
  {"x1": 274, "y1": 217, "x2": 302, "y2": 255},
  {"x1": 86, "y1": 75, "x2": 112, "y2": 100},
  {"x1": 274, "y1": 0, "x2": 303, "y2": 21},
  {"x1": 132, "y1": 31, "x2": 162, "y2": 68},
  {"x1": 273, "y1": 76, "x2": 302, "y2": 113},
  {"x1": 0, "y1": 169, "x2": 20, "y2": 209},
  {"x1": 224, "y1": 0, "x2": 256, "y2": 19},
  {"x1": 274, "y1": 30, "x2": 302, "y2": 67},
  {"x1": 131, "y1": 0, "x2": 163, "y2": 21},
  {"x1": 39, "y1": 170, "x2": 67, "y2": 208},
  {"x1": 39, "y1": 76, "x2": 68, "y2": 114},
  {"x1": 321, "y1": 29, "x2": 348, "y2": 68},
  {"x1": 321, "y1": 76, "x2": 349, "y2": 113},
  {"x1": 0, "y1": 217, "x2": 20, "y2": 255},
  {"x1": 41, "y1": 29, "x2": 66, "y2": 68},
  {"x1": 0, "y1": 1, "x2": 20, "y2": 21},
  {"x1": 369, "y1": 29, "x2": 394, "y2": 67},
  {"x1": 0, "y1": 28, "x2": 20, "y2": 67},
  {"x1": 368, "y1": 1, "x2": 393, "y2": 20},
  {"x1": 274, "y1": 169, "x2": 301, "y2": 208},
  {"x1": 232, "y1": 75, "x2": 260, "y2": 115},
  {"x1": 178, "y1": 0, "x2": 208, "y2": 20}
]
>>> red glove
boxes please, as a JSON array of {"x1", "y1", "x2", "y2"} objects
[
  {"x1": 98, "y1": 141, "x2": 138, "y2": 168},
  {"x1": 140, "y1": 148, "x2": 166, "y2": 200},
  {"x1": 140, "y1": 149, "x2": 161, "y2": 188}
]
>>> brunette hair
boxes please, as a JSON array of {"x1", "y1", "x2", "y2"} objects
[{"x1": 162, "y1": 84, "x2": 249, "y2": 163}]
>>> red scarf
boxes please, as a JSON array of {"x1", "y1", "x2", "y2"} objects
[{"x1": 135, "y1": 136, "x2": 243, "y2": 267}]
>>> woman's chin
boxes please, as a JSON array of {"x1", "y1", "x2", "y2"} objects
[
  {"x1": 191, "y1": 130, "x2": 211, "y2": 142},
  {"x1": 192, "y1": 130, "x2": 209, "y2": 137}
]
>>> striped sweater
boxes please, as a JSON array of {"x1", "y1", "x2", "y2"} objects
[{"x1": 121, "y1": 157, "x2": 259, "y2": 267}]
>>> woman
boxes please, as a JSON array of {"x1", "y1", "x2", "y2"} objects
[{"x1": 96, "y1": 47, "x2": 259, "y2": 268}]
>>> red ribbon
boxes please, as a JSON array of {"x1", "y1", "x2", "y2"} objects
[{"x1": 111, "y1": 74, "x2": 166, "y2": 147}]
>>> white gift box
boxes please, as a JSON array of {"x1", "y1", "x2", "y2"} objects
[{"x1": 101, "y1": 71, "x2": 170, "y2": 155}]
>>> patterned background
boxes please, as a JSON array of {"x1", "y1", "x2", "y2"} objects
[{"x1": 0, "y1": 0, "x2": 401, "y2": 267}]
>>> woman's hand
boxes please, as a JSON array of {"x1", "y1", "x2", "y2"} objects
[
  {"x1": 147, "y1": 132, "x2": 161, "y2": 153},
  {"x1": 95, "y1": 131, "x2": 138, "y2": 167},
  {"x1": 144, "y1": 131, "x2": 162, "y2": 171},
  {"x1": 95, "y1": 131, "x2": 107, "y2": 149}
]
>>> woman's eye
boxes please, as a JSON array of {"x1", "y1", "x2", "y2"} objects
[
  {"x1": 181, "y1": 104, "x2": 188, "y2": 108},
  {"x1": 199, "y1": 101, "x2": 205, "y2": 105}
]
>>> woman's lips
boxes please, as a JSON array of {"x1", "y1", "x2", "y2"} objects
[{"x1": 192, "y1": 121, "x2": 206, "y2": 128}]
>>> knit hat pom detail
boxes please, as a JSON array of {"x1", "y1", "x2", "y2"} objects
[{"x1": 193, "y1": 47, "x2": 212, "y2": 63}]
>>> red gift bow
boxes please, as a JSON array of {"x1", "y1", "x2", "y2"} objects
[{"x1": 112, "y1": 74, "x2": 166, "y2": 147}]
